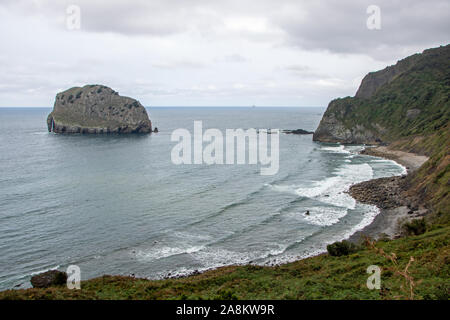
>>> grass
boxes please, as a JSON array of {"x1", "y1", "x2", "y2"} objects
[{"x1": 1, "y1": 225, "x2": 448, "y2": 300}]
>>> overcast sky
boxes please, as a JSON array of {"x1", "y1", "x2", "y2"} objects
[{"x1": 0, "y1": 0, "x2": 448, "y2": 107}]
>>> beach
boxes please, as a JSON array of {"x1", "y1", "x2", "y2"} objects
[{"x1": 348, "y1": 146, "x2": 429, "y2": 242}]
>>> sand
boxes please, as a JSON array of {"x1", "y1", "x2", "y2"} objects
[
  {"x1": 362, "y1": 146, "x2": 429, "y2": 172},
  {"x1": 348, "y1": 146, "x2": 429, "y2": 242}
]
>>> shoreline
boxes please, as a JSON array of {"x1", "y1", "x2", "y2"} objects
[
  {"x1": 348, "y1": 146, "x2": 429, "y2": 242},
  {"x1": 124, "y1": 145, "x2": 430, "y2": 279},
  {"x1": 0, "y1": 145, "x2": 430, "y2": 291}
]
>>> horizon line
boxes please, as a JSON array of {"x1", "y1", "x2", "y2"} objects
[{"x1": 0, "y1": 105, "x2": 326, "y2": 108}]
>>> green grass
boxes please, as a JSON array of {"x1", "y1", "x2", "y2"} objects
[{"x1": 1, "y1": 226, "x2": 448, "y2": 300}]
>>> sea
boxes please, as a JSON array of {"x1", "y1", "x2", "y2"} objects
[{"x1": 0, "y1": 107, "x2": 406, "y2": 290}]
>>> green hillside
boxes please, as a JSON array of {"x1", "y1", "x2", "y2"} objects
[
  {"x1": 337, "y1": 45, "x2": 449, "y2": 145},
  {"x1": 315, "y1": 45, "x2": 450, "y2": 219}
]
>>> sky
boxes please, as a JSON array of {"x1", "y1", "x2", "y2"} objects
[{"x1": 0, "y1": 0, "x2": 448, "y2": 107}]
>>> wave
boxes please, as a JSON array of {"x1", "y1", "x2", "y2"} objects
[
  {"x1": 319, "y1": 145, "x2": 351, "y2": 154},
  {"x1": 265, "y1": 183, "x2": 299, "y2": 196},
  {"x1": 370, "y1": 158, "x2": 407, "y2": 175},
  {"x1": 29, "y1": 265, "x2": 61, "y2": 276},
  {"x1": 295, "y1": 163, "x2": 373, "y2": 208},
  {"x1": 264, "y1": 162, "x2": 374, "y2": 229},
  {"x1": 151, "y1": 243, "x2": 296, "y2": 279},
  {"x1": 286, "y1": 207, "x2": 348, "y2": 226},
  {"x1": 185, "y1": 172, "x2": 294, "y2": 229},
  {"x1": 270, "y1": 163, "x2": 373, "y2": 209},
  {"x1": 135, "y1": 245, "x2": 205, "y2": 261},
  {"x1": 143, "y1": 146, "x2": 406, "y2": 277}
]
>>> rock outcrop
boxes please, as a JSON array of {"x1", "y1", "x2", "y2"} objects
[
  {"x1": 47, "y1": 85, "x2": 152, "y2": 134},
  {"x1": 283, "y1": 129, "x2": 314, "y2": 135},
  {"x1": 312, "y1": 98, "x2": 383, "y2": 144}
]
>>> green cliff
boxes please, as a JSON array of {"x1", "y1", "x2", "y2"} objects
[
  {"x1": 313, "y1": 45, "x2": 449, "y2": 147},
  {"x1": 314, "y1": 44, "x2": 450, "y2": 220}
]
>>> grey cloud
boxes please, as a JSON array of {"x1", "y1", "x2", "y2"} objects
[
  {"x1": 4, "y1": 0, "x2": 220, "y2": 36},
  {"x1": 0, "y1": 0, "x2": 448, "y2": 107},
  {"x1": 274, "y1": 0, "x2": 450, "y2": 59},
  {"x1": 4, "y1": 0, "x2": 448, "y2": 60}
]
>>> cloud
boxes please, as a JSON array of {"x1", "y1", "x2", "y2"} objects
[
  {"x1": 0, "y1": 0, "x2": 448, "y2": 106},
  {"x1": 274, "y1": 0, "x2": 450, "y2": 59},
  {"x1": 151, "y1": 60, "x2": 207, "y2": 69},
  {"x1": 282, "y1": 65, "x2": 325, "y2": 79},
  {"x1": 223, "y1": 54, "x2": 249, "y2": 63},
  {"x1": 4, "y1": 0, "x2": 448, "y2": 57}
]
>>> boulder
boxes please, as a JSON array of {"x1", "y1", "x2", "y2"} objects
[
  {"x1": 30, "y1": 270, "x2": 67, "y2": 288},
  {"x1": 47, "y1": 85, "x2": 152, "y2": 134}
]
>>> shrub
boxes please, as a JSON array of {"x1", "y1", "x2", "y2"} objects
[
  {"x1": 402, "y1": 218, "x2": 427, "y2": 236},
  {"x1": 327, "y1": 240, "x2": 359, "y2": 257}
]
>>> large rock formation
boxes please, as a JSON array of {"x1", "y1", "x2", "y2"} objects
[
  {"x1": 313, "y1": 45, "x2": 450, "y2": 145},
  {"x1": 47, "y1": 85, "x2": 152, "y2": 134}
]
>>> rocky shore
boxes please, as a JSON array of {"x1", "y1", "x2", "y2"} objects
[{"x1": 348, "y1": 146, "x2": 429, "y2": 241}]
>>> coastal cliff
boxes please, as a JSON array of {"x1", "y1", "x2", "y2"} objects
[
  {"x1": 315, "y1": 44, "x2": 450, "y2": 223},
  {"x1": 47, "y1": 85, "x2": 152, "y2": 134},
  {"x1": 313, "y1": 45, "x2": 449, "y2": 147}
]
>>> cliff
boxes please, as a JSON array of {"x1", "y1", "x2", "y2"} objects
[
  {"x1": 314, "y1": 44, "x2": 450, "y2": 220},
  {"x1": 313, "y1": 45, "x2": 450, "y2": 146},
  {"x1": 47, "y1": 85, "x2": 152, "y2": 134}
]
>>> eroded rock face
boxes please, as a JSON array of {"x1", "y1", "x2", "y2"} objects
[
  {"x1": 47, "y1": 85, "x2": 152, "y2": 134},
  {"x1": 312, "y1": 99, "x2": 383, "y2": 144}
]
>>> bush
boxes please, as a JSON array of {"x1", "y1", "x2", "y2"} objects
[
  {"x1": 402, "y1": 218, "x2": 427, "y2": 236},
  {"x1": 327, "y1": 240, "x2": 359, "y2": 257}
]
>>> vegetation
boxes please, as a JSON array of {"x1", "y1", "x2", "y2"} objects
[
  {"x1": 326, "y1": 240, "x2": 360, "y2": 257},
  {"x1": 402, "y1": 218, "x2": 427, "y2": 236},
  {"x1": 328, "y1": 45, "x2": 450, "y2": 148},
  {"x1": 1, "y1": 225, "x2": 448, "y2": 300},
  {"x1": 328, "y1": 45, "x2": 450, "y2": 220}
]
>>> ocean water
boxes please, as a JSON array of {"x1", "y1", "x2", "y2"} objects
[{"x1": 0, "y1": 107, "x2": 406, "y2": 290}]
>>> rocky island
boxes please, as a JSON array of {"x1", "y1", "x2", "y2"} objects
[{"x1": 47, "y1": 85, "x2": 152, "y2": 134}]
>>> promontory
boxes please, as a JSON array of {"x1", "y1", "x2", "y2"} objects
[{"x1": 47, "y1": 85, "x2": 152, "y2": 134}]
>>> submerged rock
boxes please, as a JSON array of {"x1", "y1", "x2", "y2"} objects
[
  {"x1": 47, "y1": 85, "x2": 152, "y2": 134},
  {"x1": 283, "y1": 129, "x2": 314, "y2": 135},
  {"x1": 30, "y1": 270, "x2": 67, "y2": 288}
]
